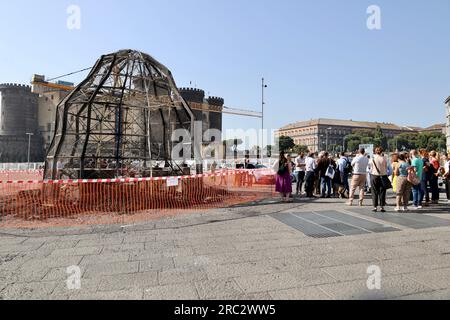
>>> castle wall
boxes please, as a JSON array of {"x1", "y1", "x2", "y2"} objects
[
  {"x1": 0, "y1": 84, "x2": 39, "y2": 136},
  {"x1": 0, "y1": 84, "x2": 44, "y2": 162},
  {"x1": 0, "y1": 135, "x2": 44, "y2": 163},
  {"x1": 179, "y1": 88, "x2": 224, "y2": 143}
]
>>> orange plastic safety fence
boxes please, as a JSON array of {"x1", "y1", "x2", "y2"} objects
[{"x1": 0, "y1": 170, "x2": 276, "y2": 228}]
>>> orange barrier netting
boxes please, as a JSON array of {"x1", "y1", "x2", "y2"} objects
[{"x1": 0, "y1": 170, "x2": 276, "y2": 228}]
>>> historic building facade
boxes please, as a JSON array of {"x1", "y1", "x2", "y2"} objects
[{"x1": 276, "y1": 118, "x2": 445, "y2": 153}]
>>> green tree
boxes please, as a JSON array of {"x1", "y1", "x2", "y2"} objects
[
  {"x1": 277, "y1": 136, "x2": 295, "y2": 152},
  {"x1": 374, "y1": 126, "x2": 388, "y2": 150},
  {"x1": 386, "y1": 132, "x2": 446, "y2": 152},
  {"x1": 292, "y1": 145, "x2": 309, "y2": 155},
  {"x1": 392, "y1": 133, "x2": 418, "y2": 151},
  {"x1": 424, "y1": 133, "x2": 447, "y2": 151},
  {"x1": 345, "y1": 130, "x2": 376, "y2": 152}
]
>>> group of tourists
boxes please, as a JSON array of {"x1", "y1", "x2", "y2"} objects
[{"x1": 273, "y1": 148, "x2": 450, "y2": 211}]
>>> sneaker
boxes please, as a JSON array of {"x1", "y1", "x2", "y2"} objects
[
  {"x1": 412, "y1": 206, "x2": 419, "y2": 210},
  {"x1": 403, "y1": 207, "x2": 409, "y2": 212},
  {"x1": 372, "y1": 208, "x2": 378, "y2": 212},
  {"x1": 417, "y1": 205, "x2": 423, "y2": 209},
  {"x1": 394, "y1": 207, "x2": 401, "y2": 212},
  {"x1": 380, "y1": 208, "x2": 386, "y2": 213}
]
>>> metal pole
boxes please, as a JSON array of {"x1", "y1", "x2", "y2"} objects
[
  {"x1": 261, "y1": 78, "x2": 267, "y2": 162},
  {"x1": 325, "y1": 127, "x2": 332, "y2": 153},
  {"x1": 261, "y1": 78, "x2": 265, "y2": 159},
  {"x1": 26, "y1": 133, "x2": 33, "y2": 170}
]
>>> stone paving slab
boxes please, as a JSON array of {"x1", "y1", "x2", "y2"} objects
[
  {"x1": 97, "y1": 272, "x2": 158, "y2": 292},
  {"x1": 395, "y1": 289, "x2": 450, "y2": 300},
  {"x1": 269, "y1": 287, "x2": 332, "y2": 300},
  {"x1": 316, "y1": 275, "x2": 434, "y2": 300},
  {"x1": 83, "y1": 261, "x2": 139, "y2": 278},
  {"x1": 195, "y1": 279, "x2": 244, "y2": 299},
  {"x1": 1, "y1": 281, "x2": 58, "y2": 300},
  {"x1": 1, "y1": 197, "x2": 450, "y2": 300},
  {"x1": 144, "y1": 283, "x2": 199, "y2": 300}
]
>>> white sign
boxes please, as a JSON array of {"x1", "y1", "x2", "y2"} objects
[
  {"x1": 367, "y1": 5, "x2": 382, "y2": 30},
  {"x1": 360, "y1": 144, "x2": 374, "y2": 158},
  {"x1": 66, "y1": 265, "x2": 81, "y2": 290},
  {"x1": 167, "y1": 177, "x2": 179, "y2": 187},
  {"x1": 367, "y1": 265, "x2": 382, "y2": 290}
]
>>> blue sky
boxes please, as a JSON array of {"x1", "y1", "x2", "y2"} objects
[{"x1": 1, "y1": 0, "x2": 449, "y2": 135}]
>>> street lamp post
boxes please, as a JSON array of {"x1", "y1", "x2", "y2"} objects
[
  {"x1": 320, "y1": 134, "x2": 325, "y2": 152},
  {"x1": 261, "y1": 78, "x2": 267, "y2": 161},
  {"x1": 26, "y1": 133, "x2": 34, "y2": 170},
  {"x1": 325, "y1": 127, "x2": 332, "y2": 152}
]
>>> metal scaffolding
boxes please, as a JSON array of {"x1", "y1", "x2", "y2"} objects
[{"x1": 44, "y1": 50, "x2": 195, "y2": 179}]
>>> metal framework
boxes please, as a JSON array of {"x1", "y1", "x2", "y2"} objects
[{"x1": 44, "y1": 50, "x2": 195, "y2": 179}]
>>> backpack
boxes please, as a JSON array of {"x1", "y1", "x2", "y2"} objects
[
  {"x1": 344, "y1": 158, "x2": 352, "y2": 174},
  {"x1": 407, "y1": 170, "x2": 420, "y2": 186}
]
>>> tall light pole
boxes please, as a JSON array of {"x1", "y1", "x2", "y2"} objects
[
  {"x1": 261, "y1": 78, "x2": 267, "y2": 159},
  {"x1": 26, "y1": 133, "x2": 34, "y2": 170},
  {"x1": 325, "y1": 127, "x2": 332, "y2": 152}
]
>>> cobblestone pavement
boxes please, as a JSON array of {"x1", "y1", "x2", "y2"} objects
[{"x1": 1, "y1": 195, "x2": 450, "y2": 300}]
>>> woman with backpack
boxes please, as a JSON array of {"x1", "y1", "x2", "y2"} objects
[{"x1": 273, "y1": 151, "x2": 293, "y2": 202}]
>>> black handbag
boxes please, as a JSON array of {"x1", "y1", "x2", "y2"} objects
[
  {"x1": 372, "y1": 157, "x2": 392, "y2": 190},
  {"x1": 277, "y1": 161, "x2": 288, "y2": 175}
]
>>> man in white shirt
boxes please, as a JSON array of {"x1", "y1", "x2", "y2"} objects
[
  {"x1": 347, "y1": 148, "x2": 370, "y2": 206},
  {"x1": 294, "y1": 152, "x2": 306, "y2": 196},
  {"x1": 304, "y1": 152, "x2": 317, "y2": 198}
]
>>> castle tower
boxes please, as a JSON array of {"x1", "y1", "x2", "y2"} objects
[
  {"x1": 0, "y1": 84, "x2": 43, "y2": 162},
  {"x1": 179, "y1": 88, "x2": 224, "y2": 142},
  {"x1": 0, "y1": 84, "x2": 39, "y2": 136}
]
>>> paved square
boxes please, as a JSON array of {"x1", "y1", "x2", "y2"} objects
[{"x1": 1, "y1": 197, "x2": 450, "y2": 300}]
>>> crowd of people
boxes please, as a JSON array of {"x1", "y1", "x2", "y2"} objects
[{"x1": 272, "y1": 148, "x2": 450, "y2": 211}]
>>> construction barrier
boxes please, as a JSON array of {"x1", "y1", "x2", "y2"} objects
[{"x1": 0, "y1": 169, "x2": 276, "y2": 227}]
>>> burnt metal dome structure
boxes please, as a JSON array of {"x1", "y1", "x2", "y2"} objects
[{"x1": 45, "y1": 50, "x2": 195, "y2": 179}]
